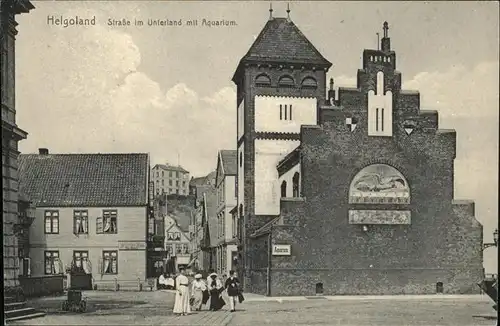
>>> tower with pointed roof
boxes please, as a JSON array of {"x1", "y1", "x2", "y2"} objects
[{"x1": 232, "y1": 7, "x2": 331, "y2": 289}]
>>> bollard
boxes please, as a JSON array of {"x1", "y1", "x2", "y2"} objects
[
  {"x1": 114, "y1": 278, "x2": 119, "y2": 291},
  {"x1": 138, "y1": 278, "x2": 143, "y2": 291}
]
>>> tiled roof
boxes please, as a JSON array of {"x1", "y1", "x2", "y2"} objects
[
  {"x1": 152, "y1": 163, "x2": 189, "y2": 174},
  {"x1": 234, "y1": 17, "x2": 331, "y2": 77},
  {"x1": 250, "y1": 216, "x2": 282, "y2": 238},
  {"x1": 190, "y1": 171, "x2": 216, "y2": 187},
  {"x1": 220, "y1": 150, "x2": 237, "y2": 176},
  {"x1": 204, "y1": 188, "x2": 219, "y2": 247},
  {"x1": 18, "y1": 153, "x2": 149, "y2": 207}
]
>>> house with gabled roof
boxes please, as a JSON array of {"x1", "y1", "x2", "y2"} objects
[
  {"x1": 164, "y1": 214, "x2": 192, "y2": 271},
  {"x1": 18, "y1": 149, "x2": 150, "y2": 287},
  {"x1": 214, "y1": 150, "x2": 238, "y2": 275}
]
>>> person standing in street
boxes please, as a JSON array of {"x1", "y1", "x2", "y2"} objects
[
  {"x1": 224, "y1": 270, "x2": 240, "y2": 312},
  {"x1": 207, "y1": 272, "x2": 225, "y2": 311},
  {"x1": 172, "y1": 268, "x2": 191, "y2": 316},
  {"x1": 190, "y1": 273, "x2": 207, "y2": 311}
]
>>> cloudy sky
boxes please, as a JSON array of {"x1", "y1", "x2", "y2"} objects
[{"x1": 15, "y1": 2, "x2": 498, "y2": 270}]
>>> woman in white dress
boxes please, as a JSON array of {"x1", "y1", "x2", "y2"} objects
[
  {"x1": 190, "y1": 274, "x2": 207, "y2": 311},
  {"x1": 172, "y1": 268, "x2": 191, "y2": 316}
]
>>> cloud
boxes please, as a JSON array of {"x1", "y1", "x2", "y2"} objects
[{"x1": 17, "y1": 11, "x2": 236, "y2": 177}]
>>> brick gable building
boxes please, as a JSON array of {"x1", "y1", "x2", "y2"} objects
[{"x1": 234, "y1": 15, "x2": 483, "y2": 296}]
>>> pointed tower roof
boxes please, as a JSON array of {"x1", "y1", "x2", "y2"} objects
[{"x1": 232, "y1": 17, "x2": 331, "y2": 82}]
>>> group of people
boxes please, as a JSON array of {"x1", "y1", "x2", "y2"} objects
[{"x1": 171, "y1": 268, "x2": 244, "y2": 316}]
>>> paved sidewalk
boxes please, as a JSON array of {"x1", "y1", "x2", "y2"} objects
[
  {"x1": 243, "y1": 292, "x2": 492, "y2": 302},
  {"x1": 229, "y1": 295, "x2": 496, "y2": 326},
  {"x1": 9, "y1": 290, "x2": 234, "y2": 326}
]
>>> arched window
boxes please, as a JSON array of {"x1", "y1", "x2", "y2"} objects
[
  {"x1": 292, "y1": 172, "x2": 300, "y2": 197},
  {"x1": 301, "y1": 77, "x2": 317, "y2": 89},
  {"x1": 280, "y1": 181, "x2": 287, "y2": 198},
  {"x1": 278, "y1": 75, "x2": 295, "y2": 88},
  {"x1": 255, "y1": 74, "x2": 271, "y2": 87},
  {"x1": 349, "y1": 164, "x2": 410, "y2": 204}
]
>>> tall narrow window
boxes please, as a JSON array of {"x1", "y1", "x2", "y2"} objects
[
  {"x1": 284, "y1": 105, "x2": 288, "y2": 120},
  {"x1": 289, "y1": 105, "x2": 293, "y2": 120},
  {"x1": 102, "y1": 251, "x2": 118, "y2": 274},
  {"x1": 281, "y1": 181, "x2": 287, "y2": 198},
  {"x1": 73, "y1": 210, "x2": 88, "y2": 234},
  {"x1": 280, "y1": 104, "x2": 283, "y2": 120},
  {"x1": 96, "y1": 210, "x2": 118, "y2": 234},
  {"x1": 381, "y1": 108, "x2": 385, "y2": 131},
  {"x1": 292, "y1": 173, "x2": 300, "y2": 197},
  {"x1": 44, "y1": 211, "x2": 59, "y2": 234},
  {"x1": 44, "y1": 251, "x2": 61, "y2": 275},
  {"x1": 73, "y1": 251, "x2": 90, "y2": 274},
  {"x1": 376, "y1": 108, "x2": 379, "y2": 131}
]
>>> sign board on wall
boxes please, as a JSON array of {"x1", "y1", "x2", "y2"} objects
[
  {"x1": 118, "y1": 241, "x2": 147, "y2": 250},
  {"x1": 272, "y1": 244, "x2": 291, "y2": 256}
]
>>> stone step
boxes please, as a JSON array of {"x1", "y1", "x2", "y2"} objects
[
  {"x1": 4, "y1": 307, "x2": 37, "y2": 320},
  {"x1": 5, "y1": 312, "x2": 46, "y2": 323},
  {"x1": 4, "y1": 301, "x2": 26, "y2": 311},
  {"x1": 4, "y1": 296, "x2": 17, "y2": 304}
]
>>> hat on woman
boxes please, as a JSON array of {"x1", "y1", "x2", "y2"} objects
[
  {"x1": 209, "y1": 272, "x2": 218, "y2": 278},
  {"x1": 194, "y1": 273, "x2": 202, "y2": 279}
]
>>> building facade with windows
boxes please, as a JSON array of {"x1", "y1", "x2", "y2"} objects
[
  {"x1": 164, "y1": 214, "x2": 191, "y2": 271},
  {"x1": 214, "y1": 150, "x2": 238, "y2": 275},
  {"x1": 234, "y1": 15, "x2": 483, "y2": 296},
  {"x1": 151, "y1": 163, "x2": 190, "y2": 195},
  {"x1": 18, "y1": 150, "x2": 150, "y2": 284},
  {"x1": 2, "y1": 0, "x2": 35, "y2": 290}
]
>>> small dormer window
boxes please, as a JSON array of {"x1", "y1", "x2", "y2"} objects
[
  {"x1": 255, "y1": 74, "x2": 271, "y2": 87},
  {"x1": 278, "y1": 75, "x2": 294, "y2": 88},
  {"x1": 301, "y1": 77, "x2": 317, "y2": 89}
]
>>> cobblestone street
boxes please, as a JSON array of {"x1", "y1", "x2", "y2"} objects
[{"x1": 8, "y1": 291, "x2": 497, "y2": 326}]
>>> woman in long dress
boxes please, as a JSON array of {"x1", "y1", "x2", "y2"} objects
[
  {"x1": 172, "y1": 268, "x2": 191, "y2": 316},
  {"x1": 190, "y1": 274, "x2": 206, "y2": 311},
  {"x1": 207, "y1": 272, "x2": 224, "y2": 311}
]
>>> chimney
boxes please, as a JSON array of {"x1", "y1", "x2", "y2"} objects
[
  {"x1": 39, "y1": 148, "x2": 49, "y2": 155},
  {"x1": 327, "y1": 78, "x2": 336, "y2": 106}
]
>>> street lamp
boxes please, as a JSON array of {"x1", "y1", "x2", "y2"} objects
[{"x1": 483, "y1": 228, "x2": 498, "y2": 250}]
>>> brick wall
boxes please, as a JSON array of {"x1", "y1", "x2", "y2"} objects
[{"x1": 263, "y1": 74, "x2": 483, "y2": 295}]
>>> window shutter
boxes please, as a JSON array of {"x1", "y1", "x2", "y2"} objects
[{"x1": 96, "y1": 217, "x2": 103, "y2": 233}]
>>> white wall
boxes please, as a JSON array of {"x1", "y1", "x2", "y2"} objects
[
  {"x1": 237, "y1": 99, "x2": 244, "y2": 140},
  {"x1": 255, "y1": 96, "x2": 317, "y2": 133},
  {"x1": 29, "y1": 206, "x2": 147, "y2": 279},
  {"x1": 225, "y1": 175, "x2": 237, "y2": 208},
  {"x1": 368, "y1": 71, "x2": 393, "y2": 137},
  {"x1": 278, "y1": 163, "x2": 301, "y2": 197},
  {"x1": 255, "y1": 139, "x2": 300, "y2": 215}
]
